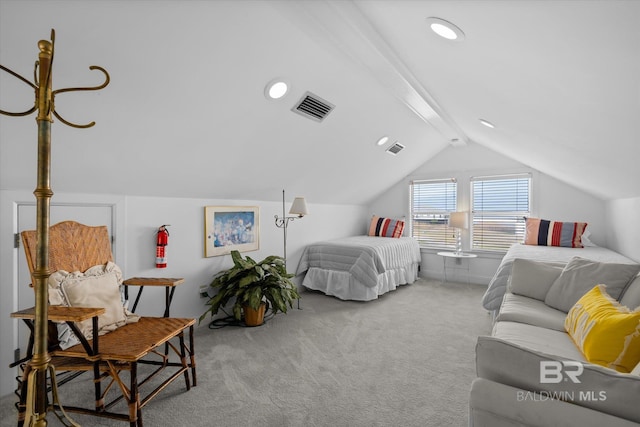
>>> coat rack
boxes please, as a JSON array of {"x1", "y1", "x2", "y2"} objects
[{"x1": 0, "y1": 29, "x2": 110, "y2": 426}]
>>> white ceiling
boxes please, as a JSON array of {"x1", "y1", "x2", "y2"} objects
[{"x1": 1, "y1": 0, "x2": 639, "y2": 205}]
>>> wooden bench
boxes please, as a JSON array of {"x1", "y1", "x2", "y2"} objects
[{"x1": 13, "y1": 221, "x2": 197, "y2": 427}]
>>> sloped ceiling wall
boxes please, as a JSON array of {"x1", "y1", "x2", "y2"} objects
[
  {"x1": 1, "y1": 1, "x2": 638, "y2": 205},
  {"x1": 0, "y1": 0, "x2": 450, "y2": 206},
  {"x1": 355, "y1": 0, "x2": 640, "y2": 201}
]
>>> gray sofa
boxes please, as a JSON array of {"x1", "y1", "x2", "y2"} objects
[{"x1": 469, "y1": 257, "x2": 640, "y2": 427}]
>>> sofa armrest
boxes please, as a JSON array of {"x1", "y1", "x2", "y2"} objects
[
  {"x1": 470, "y1": 378, "x2": 640, "y2": 427},
  {"x1": 476, "y1": 335, "x2": 640, "y2": 424}
]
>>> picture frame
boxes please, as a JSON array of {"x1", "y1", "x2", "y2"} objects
[{"x1": 204, "y1": 206, "x2": 260, "y2": 257}]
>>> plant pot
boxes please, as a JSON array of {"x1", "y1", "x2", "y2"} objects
[{"x1": 243, "y1": 302, "x2": 266, "y2": 327}]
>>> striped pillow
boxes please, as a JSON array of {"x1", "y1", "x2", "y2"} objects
[
  {"x1": 524, "y1": 217, "x2": 587, "y2": 248},
  {"x1": 368, "y1": 216, "x2": 405, "y2": 238}
]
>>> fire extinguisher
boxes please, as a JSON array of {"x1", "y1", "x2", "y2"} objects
[{"x1": 156, "y1": 225, "x2": 170, "y2": 268}]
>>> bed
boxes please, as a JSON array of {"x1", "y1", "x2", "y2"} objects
[
  {"x1": 296, "y1": 236, "x2": 421, "y2": 301},
  {"x1": 481, "y1": 243, "x2": 637, "y2": 312}
]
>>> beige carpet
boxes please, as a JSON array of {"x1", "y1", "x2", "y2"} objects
[{"x1": 0, "y1": 278, "x2": 492, "y2": 426}]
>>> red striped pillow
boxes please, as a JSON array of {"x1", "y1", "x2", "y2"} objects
[
  {"x1": 368, "y1": 216, "x2": 405, "y2": 238},
  {"x1": 524, "y1": 217, "x2": 587, "y2": 248}
]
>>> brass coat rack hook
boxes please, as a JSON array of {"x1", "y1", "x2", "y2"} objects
[
  {"x1": 0, "y1": 28, "x2": 110, "y2": 128},
  {"x1": 0, "y1": 64, "x2": 37, "y2": 117},
  {"x1": 52, "y1": 65, "x2": 110, "y2": 128},
  {"x1": 1, "y1": 28, "x2": 107, "y2": 427}
]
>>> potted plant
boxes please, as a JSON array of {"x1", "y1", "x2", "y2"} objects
[{"x1": 199, "y1": 250, "x2": 300, "y2": 326}]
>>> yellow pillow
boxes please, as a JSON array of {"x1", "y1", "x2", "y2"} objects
[{"x1": 565, "y1": 284, "x2": 640, "y2": 372}]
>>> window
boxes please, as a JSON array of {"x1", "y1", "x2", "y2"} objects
[
  {"x1": 471, "y1": 174, "x2": 531, "y2": 251},
  {"x1": 410, "y1": 179, "x2": 457, "y2": 249}
]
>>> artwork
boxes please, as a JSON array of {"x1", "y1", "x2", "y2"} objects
[{"x1": 204, "y1": 206, "x2": 260, "y2": 257}]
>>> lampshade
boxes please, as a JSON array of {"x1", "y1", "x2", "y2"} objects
[
  {"x1": 448, "y1": 211, "x2": 468, "y2": 229},
  {"x1": 289, "y1": 197, "x2": 309, "y2": 217}
]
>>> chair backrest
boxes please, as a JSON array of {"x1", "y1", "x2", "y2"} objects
[{"x1": 21, "y1": 220, "x2": 113, "y2": 281}]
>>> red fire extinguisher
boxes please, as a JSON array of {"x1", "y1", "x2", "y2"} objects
[{"x1": 156, "y1": 225, "x2": 170, "y2": 268}]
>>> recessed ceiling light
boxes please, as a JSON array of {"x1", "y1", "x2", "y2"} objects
[
  {"x1": 376, "y1": 136, "x2": 390, "y2": 146},
  {"x1": 265, "y1": 79, "x2": 289, "y2": 100},
  {"x1": 426, "y1": 17, "x2": 465, "y2": 41},
  {"x1": 479, "y1": 119, "x2": 495, "y2": 129}
]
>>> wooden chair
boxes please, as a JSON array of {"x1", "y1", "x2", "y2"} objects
[{"x1": 12, "y1": 221, "x2": 196, "y2": 427}]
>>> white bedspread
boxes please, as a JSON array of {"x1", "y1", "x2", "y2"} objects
[
  {"x1": 296, "y1": 236, "x2": 421, "y2": 300},
  {"x1": 481, "y1": 243, "x2": 637, "y2": 311}
]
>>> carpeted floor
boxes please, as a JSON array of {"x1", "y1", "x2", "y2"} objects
[{"x1": 0, "y1": 278, "x2": 492, "y2": 426}]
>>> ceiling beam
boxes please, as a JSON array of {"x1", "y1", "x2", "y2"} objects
[{"x1": 276, "y1": 0, "x2": 467, "y2": 146}]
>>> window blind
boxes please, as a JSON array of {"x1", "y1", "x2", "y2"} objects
[
  {"x1": 471, "y1": 174, "x2": 531, "y2": 252},
  {"x1": 410, "y1": 179, "x2": 457, "y2": 249}
]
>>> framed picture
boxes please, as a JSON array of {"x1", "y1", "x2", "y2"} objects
[{"x1": 204, "y1": 206, "x2": 260, "y2": 257}]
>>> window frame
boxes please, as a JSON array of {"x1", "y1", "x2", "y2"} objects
[
  {"x1": 409, "y1": 178, "x2": 458, "y2": 250},
  {"x1": 470, "y1": 173, "x2": 532, "y2": 252}
]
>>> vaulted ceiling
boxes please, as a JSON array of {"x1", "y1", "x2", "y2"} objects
[{"x1": 1, "y1": 1, "x2": 638, "y2": 205}]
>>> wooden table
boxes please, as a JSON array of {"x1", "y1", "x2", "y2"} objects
[{"x1": 122, "y1": 277, "x2": 185, "y2": 317}]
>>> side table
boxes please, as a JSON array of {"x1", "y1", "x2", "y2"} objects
[
  {"x1": 123, "y1": 277, "x2": 185, "y2": 317},
  {"x1": 436, "y1": 252, "x2": 477, "y2": 284}
]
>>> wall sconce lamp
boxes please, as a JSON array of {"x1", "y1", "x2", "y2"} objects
[
  {"x1": 448, "y1": 211, "x2": 469, "y2": 255},
  {"x1": 274, "y1": 189, "x2": 309, "y2": 268}
]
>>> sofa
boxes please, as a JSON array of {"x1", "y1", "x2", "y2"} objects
[{"x1": 469, "y1": 256, "x2": 640, "y2": 427}]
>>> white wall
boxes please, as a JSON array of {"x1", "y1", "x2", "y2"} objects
[
  {"x1": 120, "y1": 195, "x2": 368, "y2": 317},
  {"x1": 606, "y1": 197, "x2": 640, "y2": 262},
  {"x1": 368, "y1": 142, "x2": 607, "y2": 284},
  {"x1": 0, "y1": 190, "x2": 368, "y2": 397}
]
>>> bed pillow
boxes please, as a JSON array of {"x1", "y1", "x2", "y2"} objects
[
  {"x1": 368, "y1": 216, "x2": 405, "y2": 238},
  {"x1": 48, "y1": 262, "x2": 139, "y2": 348},
  {"x1": 524, "y1": 217, "x2": 587, "y2": 248},
  {"x1": 581, "y1": 229, "x2": 596, "y2": 247},
  {"x1": 544, "y1": 257, "x2": 640, "y2": 312},
  {"x1": 565, "y1": 284, "x2": 640, "y2": 372}
]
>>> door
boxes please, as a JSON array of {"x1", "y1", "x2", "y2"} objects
[{"x1": 15, "y1": 203, "x2": 115, "y2": 360}]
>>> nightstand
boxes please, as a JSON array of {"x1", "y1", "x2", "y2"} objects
[{"x1": 436, "y1": 252, "x2": 477, "y2": 284}]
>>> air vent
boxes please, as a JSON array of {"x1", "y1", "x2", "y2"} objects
[
  {"x1": 292, "y1": 92, "x2": 334, "y2": 122},
  {"x1": 386, "y1": 142, "x2": 405, "y2": 155}
]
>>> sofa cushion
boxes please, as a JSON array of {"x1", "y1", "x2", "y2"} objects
[
  {"x1": 544, "y1": 257, "x2": 640, "y2": 312},
  {"x1": 476, "y1": 335, "x2": 640, "y2": 424},
  {"x1": 620, "y1": 275, "x2": 640, "y2": 309},
  {"x1": 497, "y1": 293, "x2": 567, "y2": 331},
  {"x1": 508, "y1": 258, "x2": 564, "y2": 301},
  {"x1": 492, "y1": 321, "x2": 585, "y2": 360},
  {"x1": 565, "y1": 284, "x2": 640, "y2": 373}
]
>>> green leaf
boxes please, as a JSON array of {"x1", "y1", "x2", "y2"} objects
[
  {"x1": 232, "y1": 302, "x2": 243, "y2": 320},
  {"x1": 238, "y1": 272, "x2": 258, "y2": 288}
]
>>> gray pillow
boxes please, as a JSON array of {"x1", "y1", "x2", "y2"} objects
[
  {"x1": 508, "y1": 258, "x2": 565, "y2": 301},
  {"x1": 544, "y1": 257, "x2": 640, "y2": 312},
  {"x1": 620, "y1": 276, "x2": 640, "y2": 309}
]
